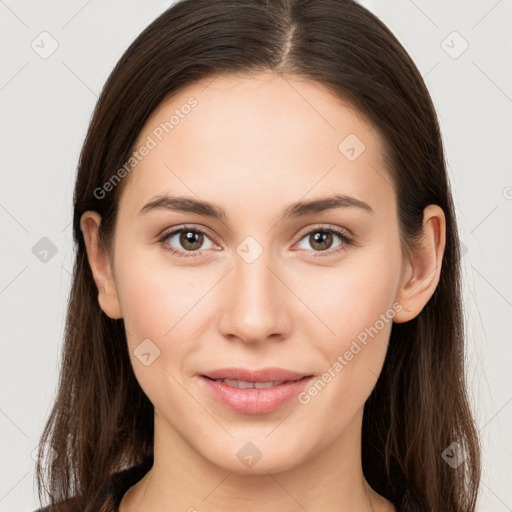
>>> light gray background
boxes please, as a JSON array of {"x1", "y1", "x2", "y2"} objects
[{"x1": 1, "y1": 1, "x2": 511, "y2": 510}]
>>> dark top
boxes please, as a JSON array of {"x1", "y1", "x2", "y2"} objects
[{"x1": 32, "y1": 456, "x2": 153, "y2": 512}]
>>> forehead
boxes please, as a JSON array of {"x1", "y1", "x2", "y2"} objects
[{"x1": 120, "y1": 72, "x2": 394, "y2": 219}]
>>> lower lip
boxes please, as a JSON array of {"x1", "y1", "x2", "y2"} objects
[{"x1": 199, "y1": 375, "x2": 313, "y2": 415}]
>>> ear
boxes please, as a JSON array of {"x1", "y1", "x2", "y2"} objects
[
  {"x1": 80, "y1": 211, "x2": 123, "y2": 320},
  {"x1": 393, "y1": 204, "x2": 446, "y2": 323}
]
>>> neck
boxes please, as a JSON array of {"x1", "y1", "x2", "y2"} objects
[{"x1": 120, "y1": 407, "x2": 394, "y2": 512}]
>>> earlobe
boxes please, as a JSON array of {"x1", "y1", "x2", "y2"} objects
[
  {"x1": 80, "y1": 211, "x2": 123, "y2": 320},
  {"x1": 393, "y1": 205, "x2": 446, "y2": 324}
]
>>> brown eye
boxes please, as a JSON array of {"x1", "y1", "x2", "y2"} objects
[
  {"x1": 308, "y1": 231, "x2": 334, "y2": 251},
  {"x1": 179, "y1": 230, "x2": 204, "y2": 251},
  {"x1": 295, "y1": 227, "x2": 354, "y2": 256},
  {"x1": 161, "y1": 226, "x2": 216, "y2": 256}
]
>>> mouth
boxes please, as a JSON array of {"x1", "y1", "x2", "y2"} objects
[
  {"x1": 202, "y1": 376, "x2": 306, "y2": 389},
  {"x1": 198, "y1": 368, "x2": 314, "y2": 414}
]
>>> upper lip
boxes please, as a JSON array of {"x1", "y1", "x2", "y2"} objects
[{"x1": 201, "y1": 367, "x2": 312, "y2": 382}]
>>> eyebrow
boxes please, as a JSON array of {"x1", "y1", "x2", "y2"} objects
[{"x1": 137, "y1": 193, "x2": 374, "y2": 220}]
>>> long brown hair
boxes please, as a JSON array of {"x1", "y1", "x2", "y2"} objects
[{"x1": 36, "y1": 1, "x2": 481, "y2": 510}]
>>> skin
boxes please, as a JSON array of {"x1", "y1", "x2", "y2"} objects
[{"x1": 81, "y1": 71, "x2": 445, "y2": 512}]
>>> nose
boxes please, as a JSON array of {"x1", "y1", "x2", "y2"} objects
[{"x1": 217, "y1": 246, "x2": 293, "y2": 345}]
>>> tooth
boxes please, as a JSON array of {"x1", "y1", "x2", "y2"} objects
[
  {"x1": 254, "y1": 381, "x2": 276, "y2": 389},
  {"x1": 222, "y1": 379, "x2": 240, "y2": 387},
  {"x1": 237, "y1": 380, "x2": 255, "y2": 389},
  {"x1": 213, "y1": 379, "x2": 289, "y2": 389}
]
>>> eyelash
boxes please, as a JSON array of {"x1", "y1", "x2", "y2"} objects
[{"x1": 157, "y1": 224, "x2": 355, "y2": 259}]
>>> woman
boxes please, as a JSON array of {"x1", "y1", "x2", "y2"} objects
[{"x1": 34, "y1": 0, "x2": 481, "y2": 510}]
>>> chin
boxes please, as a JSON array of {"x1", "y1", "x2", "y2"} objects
[{"x1": 200, "y1": 436, "x2": 313, "y2": 476}]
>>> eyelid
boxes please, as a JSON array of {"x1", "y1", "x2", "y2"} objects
[
  {"x1": 158, "y1": 223, "x2": 356, "y2": 258},
  {"x1": 158, "y1": 224, "x2": 217, "y2": 243},
  {"x1": 293, "y1": 223, "x2": 354, "y2": 242},
  {"x1": 157, "y1": 224, "x2": 220, "y2": 257},
  {"x1": 291, "y1": 224, "x2": 355, "y2": 257}
]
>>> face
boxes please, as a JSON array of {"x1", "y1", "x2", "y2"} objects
[{"x1": 100, "y1": 72, "x2": 410, "y2": 474}]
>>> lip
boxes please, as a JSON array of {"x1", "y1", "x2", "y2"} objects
[
  {"x1": 198, "y1": 367, "x2": 314, "y2": 415},
  {"x1": 201, "y1": 367, "x2": 310, "y2": 382}
]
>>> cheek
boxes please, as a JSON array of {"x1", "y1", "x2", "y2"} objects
[
  {"x1": 113, "y1": 245, "x2": 220, "y2": 400},
  {"x1": 295, "y1": 289, "x2": 395, "y2": 441},
  {"x1": 291, "y1": 243, "x2": 402, "y2": 350},
  {"x1": 114, "y1": 236, "x2": 207, "y2": 340},
  {"x1": 293, "y1": 246, "x2": 401, "y2": 414},
  {"x1": 117, "y1": 272, "x2": 173, "y2": 342}
]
